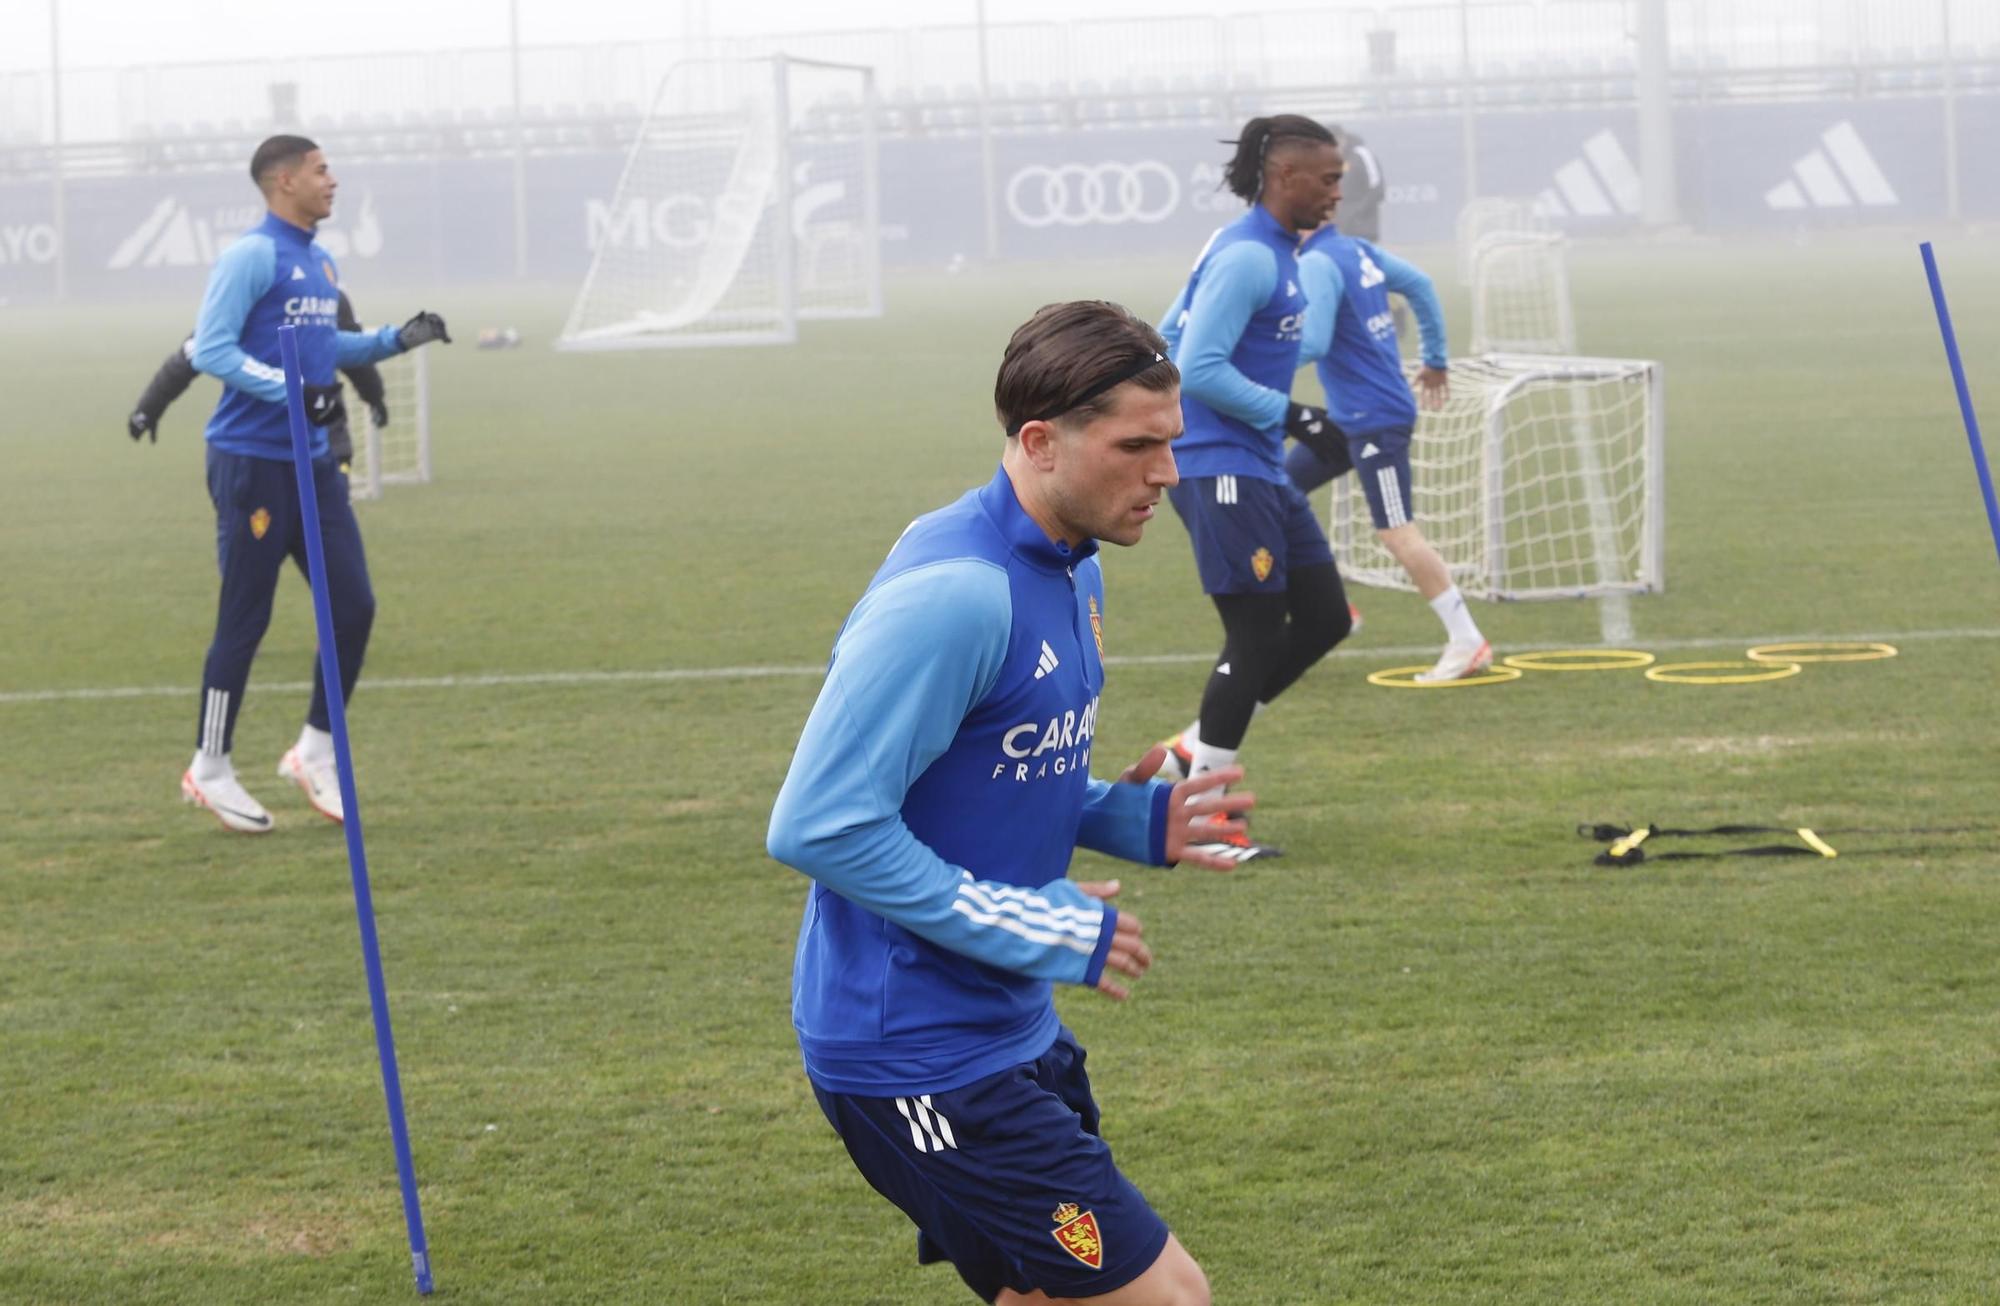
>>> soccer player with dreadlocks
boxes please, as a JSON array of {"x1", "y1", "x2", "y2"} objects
[{"x1": 1150, "y1": 114, "x2": 1355, "y2": 861}]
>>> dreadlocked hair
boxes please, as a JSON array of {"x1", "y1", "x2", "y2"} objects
[{"x1": 1220, "y1": 114, "x2": 1336, "y2": 201}]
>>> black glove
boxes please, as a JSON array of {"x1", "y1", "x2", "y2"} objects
[
  {"x1": 368, "y1": 399, "x2": 390, "y2": 430},
  {"x1": 397, "y1": 310, "x2": 451, "y2": 350},
  {"x1": 304, "y1": 384, "x2": 343, "y2": 428},
  {"x1": 127, "y1": 409, "x2": 157, "y2": 443},
  {"x1": 1285, "y1": 402, "x2": 1351, "y2": 473}
]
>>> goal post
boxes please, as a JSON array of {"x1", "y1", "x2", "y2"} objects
[
  {"x1": 1327, "y1": 355, "x2": 1665, "y2": 601},
  {"x1": 557, "y1": 55, "x2": 882, "y2": 351},
  {"x1": 349, "y1": 347, "x2": 429, "y2": 501}
]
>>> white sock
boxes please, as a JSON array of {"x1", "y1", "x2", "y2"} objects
[
  {"x1": 1429, "y1": 585, "x2": 1483, "y2": 646},
  {"x1": 189, "y1": 750, "x2": 232, "y2": 782},
  {"x1": 296, "y1": 724, "x2": 335, "y2": 764},
  {"x1": 1188, "y1": 741, "x2": 1239, "y2": 785}
]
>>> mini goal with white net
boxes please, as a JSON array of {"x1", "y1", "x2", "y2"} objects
[
  {"x1": 1326, "y1": 355, "x2": 1664, "y2": 602},
  {"x1": 558, "y1": 55, "x2": 882, "y2": 350},
  {"x1": 349, "y1": 347, "x2": 429, "y2": 501}
]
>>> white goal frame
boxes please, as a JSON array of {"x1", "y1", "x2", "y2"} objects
[
  {"x1": 350, "y1": 347, "x2": 430, "y2": 501},
  {"x1": 1327, "y1": 355, "x2": 1665, "y2": 602},
  {"x1": 556, "y1": 54, "x2": 882, "y2": 352}
]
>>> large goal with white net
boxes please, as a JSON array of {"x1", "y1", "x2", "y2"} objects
[
  {"x1": 1455, "y1": 196, "x2": 1553, "y2": 285},
  {"x1": 557, "y1": 55, "x2": 881, "y2": 350},
  {"x1": 349, "y1": 348, "x2": 429, "y2": 501},
  {"x1": 1326, "y1": 355, "x2": 1664, "y2": 601},
  {"x1": 1469, "y1": 231, "x2": 1576, "y2": 355}
]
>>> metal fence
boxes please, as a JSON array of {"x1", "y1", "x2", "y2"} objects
[{"x1": 4, "y1": 0, "x2": 1998, "y2": 150}]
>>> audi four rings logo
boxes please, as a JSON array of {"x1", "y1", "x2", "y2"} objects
[{"x1": 1006, "y1": 161, "x2": 1182, "y2": 227}]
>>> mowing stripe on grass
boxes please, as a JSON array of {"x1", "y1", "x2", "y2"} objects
[{"x1": 4, "y1": 626, "x2": 1996, "y2": 705}]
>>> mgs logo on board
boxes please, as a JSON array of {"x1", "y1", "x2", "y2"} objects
[{"x1": 585, "y1": 161, "x2": 848, "y2": 251}]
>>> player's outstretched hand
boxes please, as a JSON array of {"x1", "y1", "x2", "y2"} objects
[
  {"x1": 1416, "y1": 365, "x2": 1449, "y2": 410},
  {"x1": 368, "y1": 399, "x2": 390, "y2": 430},
  {"x1": 1075, "y1": 879, "x2": 1150, "y2": 1000},
  {"x1": 397, "y1": 310, "x2": 452, "y2": 350},
  {"x1": 1116, "y1": 745, "x2": 1171, "y2": 784},
  {"x1": 127, "y1": 409, "x2": 156, "y2": 443},
  {"x1": 1116, "y1": 749, "x2": 1257, "y2": 872},
  {"x1": 1161, "y1": 766, "x2": 1256, "y2": 871}
]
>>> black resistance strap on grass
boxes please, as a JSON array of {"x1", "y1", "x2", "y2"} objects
[{"x1": 1578, "y1": 821, "x2": 1992, "y2": 867}]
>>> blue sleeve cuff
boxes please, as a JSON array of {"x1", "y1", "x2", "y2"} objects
[
  {"x1": 1149, "y1": 782, "x2": 1173, "y2": 866},
  {"x1": 334, "y1": 324, "x2": 403, "y2": 367},
  {"x1": 1081, "y1": 905, "x2": 1118, "y2": 988}
]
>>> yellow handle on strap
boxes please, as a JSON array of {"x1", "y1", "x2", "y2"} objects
[
  {"x1": 1797, "y1": 828, "x2": 1838, "y2": 858},
  {"x1": 1608, "y1": 826, "x2": 1654, "y2": 859}
]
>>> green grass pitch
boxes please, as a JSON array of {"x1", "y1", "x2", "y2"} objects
[{"x1": 3, "y1": 236, "x2": 1999, "y2": 1303}]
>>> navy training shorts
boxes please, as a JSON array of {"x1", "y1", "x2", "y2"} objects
[{"x1": 812, "y1": 1028, "x2": 1171, "y2": 1302}]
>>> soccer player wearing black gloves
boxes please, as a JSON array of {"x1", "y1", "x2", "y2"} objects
[
  {"x1": 174, "y1": 133, "x2": 450, "y2": 832},
  {"x1": 1146, "y1": 115, "x2": 1356, "y2": 860},
  {"x1": 126, "y1": 288, "x2": 390, "y2": 471}
]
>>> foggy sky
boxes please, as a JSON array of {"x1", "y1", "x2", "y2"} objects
[{"x1": 1, "y1": 0, "x2": 1355, "y2": 74}]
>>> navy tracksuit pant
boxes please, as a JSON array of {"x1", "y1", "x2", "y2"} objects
[{"x1": 195, "y1": 446, "x2": 375, "y2": 757}]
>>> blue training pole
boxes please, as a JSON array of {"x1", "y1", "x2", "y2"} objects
[
  {"x1": 278, "y1": 325, "x2": 435, "y2": 1295},
  {"x1": 1920, "y1": 241, "x2": 2000, "y2": 569}
]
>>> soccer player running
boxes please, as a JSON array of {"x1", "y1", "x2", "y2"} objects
[
  {"x1": 127, "y1": 288, "x2": 391, "y2": 478},
  {"x1": 1149, "y1": 115, "x2": 1356, "y2": 859},
  {"x1": 177, "y1": 134, "x2": 451, "y2": 832},
  {"x1": 1288, "y1": 211, "x2": 1493, "y2": 681},
  {"x1": 768, "y1": 300, "x2": 1251, "y2": 1305}
]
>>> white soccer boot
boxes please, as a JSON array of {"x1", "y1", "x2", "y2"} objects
[
  {"x1": 1415, "y1": 639, "x2": 1494, "y2": 683},
  {"x1": 181, "y1": 766, "x2": 275, "y2": 834},
  {"x1": 278, "y1": 747, "x2": 344, "y2": 824}
]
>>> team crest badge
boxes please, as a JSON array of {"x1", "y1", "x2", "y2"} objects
[
  {"x1": 249, "y1": 508, "x2": 271, "y2": 540},
  {"x1": 1250, "y1": 547, "x2": 1274, "y2": 582},
  {"x1": 1050, "y1": 1202, "x2": 1104, "y2": 1270},
  {"x1": 1088, "y1": 595, "x2": 1105, "y2": 659}
]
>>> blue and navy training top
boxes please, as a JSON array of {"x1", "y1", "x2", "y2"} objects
[
  {"x1": 1158, "y1": 204, "x2": 1307, "y2": 482},
  {"x1": 1297, "y1": 227, "x2": 1448, "y2": 439},
  {"x1": 191, "y1": 211, "x2": 404, "y2": 461},
  {"x1": 767, "y1": 466, "x2": 1176, "y2": 1097}
]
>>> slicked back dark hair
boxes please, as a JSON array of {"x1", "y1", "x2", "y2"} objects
[
  {"x1": 994, "y1": 301, "x2": 1177, "y2": 437},
  {"x1": 250, "y1": 134, "x2": 320, "y2": 190},
  {"x1": 1220, "y1": 114, "x2": 1336, "y2": 201}
]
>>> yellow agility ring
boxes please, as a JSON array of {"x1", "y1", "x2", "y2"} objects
[
  {"x1": 1503, "y1": 649, "x2": 1657, "y2": 672},
  {"x1": 1367, "y1": 664, "x2": 1524, "y2": 689},
  {"x1": 1747, "y1": 641, "x2": 1899, "y2": 664},
  {"x1": 1644, "y1": 660, "x2": 1802, "y2": 685}
]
